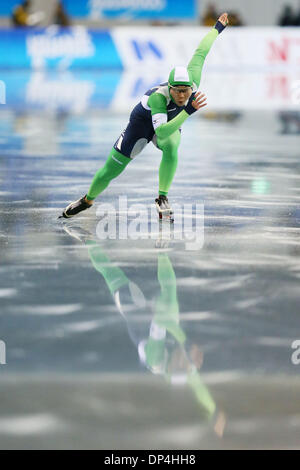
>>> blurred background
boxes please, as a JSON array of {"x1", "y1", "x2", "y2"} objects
[
  {"x1": 0, "y1": 0, "x2": 299, "y2": 112},
  {"x1": 1, "y1": 0, "x2": 300, "y2": 450}
]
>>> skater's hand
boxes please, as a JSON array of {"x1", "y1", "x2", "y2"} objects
[
  {"x1": 191, "y1": 92, "x2": 207, "y2": 111},
  {"x1": 218, "y1": 12, "x2": 229, "y2": 26},
  {"x1": 185, "y1": 92, "x2": 207, "y2": 115},
  {"x1": 214, "y1": 12, "x2": 229, "y2": 34}
]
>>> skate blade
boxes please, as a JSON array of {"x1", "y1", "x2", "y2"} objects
[{"x1": 159, "y1": 213, "x2": 174, "y2": 223}]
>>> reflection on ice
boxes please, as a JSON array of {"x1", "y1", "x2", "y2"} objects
[
  {"x1": 1, "y1": 70, "x2": 300, "y2": 113},
  {"x1": 0, "y1": 414, "x2": 63, "y2": 436},
  {"x1": 1, "y1": 107, "x2": 300, "y2": 449},
  {"x1": 0, "y1": 288, "x2": 18, "y2": 298},
  {"x1": 66, "y1": 225, "x2": 224, "y2": 435}
]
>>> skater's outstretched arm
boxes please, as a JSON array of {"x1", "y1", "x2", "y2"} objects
[{"x1": 188, "y1": 12, "x2": 229, "y2": 88}]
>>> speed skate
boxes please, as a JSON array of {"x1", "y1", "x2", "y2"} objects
[{"x1": 155, "y1": 195, "x2": 174, "y2": 222}]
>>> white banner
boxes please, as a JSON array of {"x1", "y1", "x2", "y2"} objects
[{"x1": 111, "y1": 27, "x2": 300, "y2": 71}]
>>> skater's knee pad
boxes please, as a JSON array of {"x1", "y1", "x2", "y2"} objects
[{"x1": 130, "y1": 137, "x2": 148, "y2": 158}]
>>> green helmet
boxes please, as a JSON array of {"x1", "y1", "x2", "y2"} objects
[{"x1": 168, "y1": 66, "x2": 193, "y2": 88}]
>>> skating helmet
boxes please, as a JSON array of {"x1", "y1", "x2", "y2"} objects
[{"x1": 168, "y1": 66, "x2": 193, "y2": 89}]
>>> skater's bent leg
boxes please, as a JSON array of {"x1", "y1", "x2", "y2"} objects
[
  {"x1": 157, "y1": 130, "x2": 181, "y2": 196},
  {"x1": 87, "y1": 148, "x2": 131, "y2": 201}
]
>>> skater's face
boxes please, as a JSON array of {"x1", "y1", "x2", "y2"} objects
[{"x1": 169, "y1": 85, "x2": 192, "y2": 107}]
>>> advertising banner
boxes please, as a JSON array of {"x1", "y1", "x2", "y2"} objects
[
  {"x1": 111, "y1": 27, "x2": 300, "y2": 71},
  {"x1": 0, "y1": 26, "x2": 122, "y2": 69},
  {"x1": 0, "y1": 0, "x2": 17, "y2": 16},
  {"x1": 62, "y1": 0, "x2": 197, "y2": 20},
  {"x1": 0, "y1": 27, "x2": 300, "y2": 71},
  {"x1": 0, "y1": 26, "x2": 299, "y2": 111},
  {"x1": 0, "y1": 0, "x2": 197, "y2": 20}
]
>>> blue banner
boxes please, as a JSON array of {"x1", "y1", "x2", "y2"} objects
[
  {"x1": 0, "y1": 0, "x2": 17, "y2": 16},
  {"x1": 1, "y1": 0, "x2": 197, "y2": 20},
  {"x1": 0, "y1": 27, "x2": 122, "y2": 69},
  {"x1": 62, "y1": 0, "x2": 197, "y2": 20}
]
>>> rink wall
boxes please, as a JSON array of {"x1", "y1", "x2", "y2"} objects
[
  {"x1": 0, "y1": 26, "x2": 299, "y2": 70},
  {"x1": 0, "y1": 27, "x2": 299, "y2": 111}
]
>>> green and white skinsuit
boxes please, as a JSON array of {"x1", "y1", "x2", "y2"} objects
[{"x1": 86, "y1": 24, "x2": 225, "y2": 201}]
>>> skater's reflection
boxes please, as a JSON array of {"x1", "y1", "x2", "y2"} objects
[
  {"x1": 278, "y1": 111, "x2": 300, "y2": 134},
  {"x1": 63, "y1": 224, "x2": 226, "y2": 437}
]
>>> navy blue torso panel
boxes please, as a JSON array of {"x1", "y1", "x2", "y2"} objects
[{"x1": 113, "y1": 82, "x2": 194, "y2": 158}]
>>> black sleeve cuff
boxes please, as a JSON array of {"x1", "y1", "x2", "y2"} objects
[{"x1": 214, "y1": 20, "x2": 226, "y2": 34}]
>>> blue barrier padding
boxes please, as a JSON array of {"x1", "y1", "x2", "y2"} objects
[{"x1": 0, "y1": 28, "x2": 123, "y2": 69}]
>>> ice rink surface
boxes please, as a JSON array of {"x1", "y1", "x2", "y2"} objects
[{"x1": 1, "y1": 104, "x2": 300, "y2": 449}]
